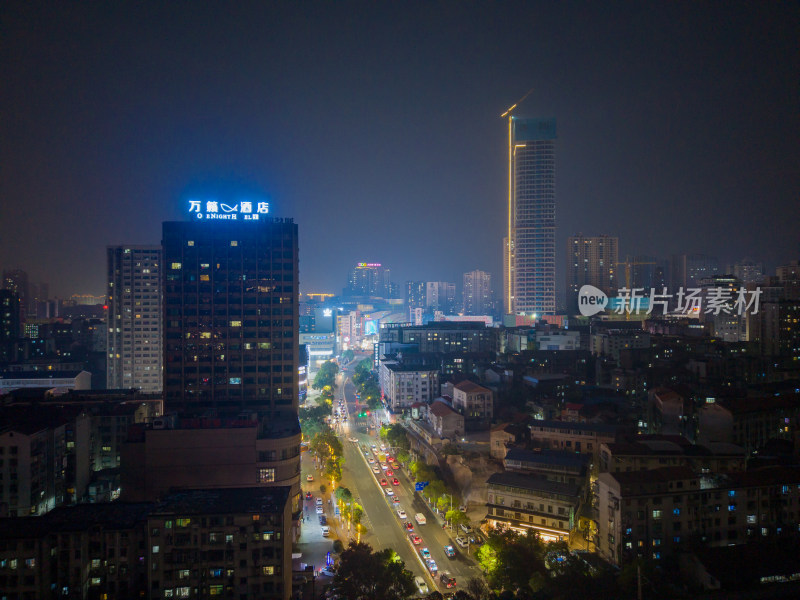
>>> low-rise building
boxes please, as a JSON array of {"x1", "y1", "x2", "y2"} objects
[
  {"x1": 485, "y1": 471, "x2": 580, "y2": 542},
  {"x1": 0, "y1": 370, "x2": 92, "y2": 394},
  {"x1": 503, "y1": 447, "x2": 588, "y2": 489},
  {"x1": 428, "y1": 399, "x2": 464, "y2": 439},
  {"x1": 451, "y1": 380, "x2": 493, "y2": 425},
  {"x1": 599, "y1": 438, "x2": 746, "y2": 475},
  {"x1": 529, "y1": 420, "x2": 621, "y2": 467}
]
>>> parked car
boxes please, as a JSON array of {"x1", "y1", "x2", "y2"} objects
[
  {"x1": 321, "y1": 526, "x2": 330, "y2": 537},
  {"x1": 460, "y1": 523, "x2": 473, "y2": 535},
  {"x1": 455, "y1": 536, "x2": 468, "y2": 548}
]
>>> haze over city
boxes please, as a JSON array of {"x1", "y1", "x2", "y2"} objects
[{"x1": 1, "y1": 2, "x2": 797, "y2": 298}]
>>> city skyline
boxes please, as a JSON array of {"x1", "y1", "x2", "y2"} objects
[{"x1": 1, "y1": 3, "x2": 798, "y2": 299}]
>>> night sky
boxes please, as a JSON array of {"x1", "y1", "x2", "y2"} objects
[{"x1": 1, "y1": 2, "x2": 798, "y2": 299}]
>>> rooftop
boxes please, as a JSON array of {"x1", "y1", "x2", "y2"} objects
[
  {"x1": 504, "y1": 447, "x2": 588, "y2": 468},
  {"x1": 153, "y1": 486, "x2": 291, "y2": 516},
  {"x1": 487, "y1": 471, "x2": 581, "y2": 497}
]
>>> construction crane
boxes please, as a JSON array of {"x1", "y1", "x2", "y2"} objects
[
  {"x1": 501, "y1": 87, "x2": 535, "y2": 118},
  {"x1": 614, "y1": 257, "x2": 657, "y2": 320}
]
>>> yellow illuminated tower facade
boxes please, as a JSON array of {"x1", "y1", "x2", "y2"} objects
[{"x1": 505, "y1": 117, "x2": 557, "y2": 316}]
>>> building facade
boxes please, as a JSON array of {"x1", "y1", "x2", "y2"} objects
[
  {"x1": 162, "y1": 218, "x2": 299, "y2": 419},
  {"x1": 463, "y1": 270, "x2": 492, "y2": 315},
  {"x1": 566, "y1": 235, "x2": 618, "y2": 315},
  {"x1": 504, "y1": 117, "x2": 556, "y2": 316},
  {"x1": 107, "y1": 245, "x2": 163, "y2": 392}
]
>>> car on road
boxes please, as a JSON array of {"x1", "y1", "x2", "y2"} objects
[
  {"x1": 321, "y1": 526, "x2": 330, "y2": 537},
  {"x1": 419, "y1": 547, "x2": 431, "y2": 560},
  {"x1": 385, "y1": 488, "x2": 394, "y2": 496},
  {"x1": 425, "y1": 559, "x2": 438, "y2": 574},
  {"x1": 305, "y1": 492, "x2": 312, "y2": 500},
  {"x1": 391, "y1": 496, "x2": 400, "y2": 504},
  {"x1": 380, "y1": 478, "x2": 388, "y2": 486},
  {"x1": 405, "y1": 522, "x2": 414, "y2": 532},
  {"x1": 372, "y1": 466, "x2": 380, "y2": 474},
  {"x1": 455, "y1": 536, "x2": 468, "y2": 548},
  {"x1": 415, "y1": 513, "x2": 426, "y2": 525},
  {"x1": 444, "y1": 545, "x2": 455, "y2": 558},
  {"x1": 439, "y1": 572, "x2": 456, "y2": 588},
  {"x1": 386, "y1": 469, "x2": 394, "y2": 476},
  {"x1": 414, "y1": 576, "x2": 428, "y2": 595},
  {"x1": 319, "y1": 515, "x2": 327, "y2": 525},
  {"x1": 306, "y1": 475, "x2": 314, "y2": 482},
  {"x1": 392, "y1": 478, "x2": 400, "y2": 486},
  {"x1": 316, "y1": 506, "x2": 324, "y2": 514},
  {"x1": 319, "y1": 566, "x2": 335, "y2": 577},
  {"x1": 380, "y1": 463, "x2": 389, "y2": 470},
  {"x1": 408, "y1": 533, "x2": 421, "y2": 545},
  {"x1": 348, "y1": 437, "x2": 358, "y2": 443},
  {"x1": 316, "y1": 497, "x2": 323, "y2": 506},
  {"x1": 368, "y1": 457, "x2": 376, "y2": 464},
  {"x1": 397, "y1": 509, "x2": 407, "y2": 519}
]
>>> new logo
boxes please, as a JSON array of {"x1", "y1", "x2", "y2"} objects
[{"x1": 578, "y1": 285, "x2": 608, "y2": 316}]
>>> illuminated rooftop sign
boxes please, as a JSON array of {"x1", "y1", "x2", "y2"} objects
[
  {"x1": 357, "y1": 262, "x2": 382, "y2": 268},
  {"x1": 188, "y1": 200, "x2": 269, "y2": 220}
]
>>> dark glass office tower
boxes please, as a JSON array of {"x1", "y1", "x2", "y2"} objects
[{"x1": 162, "y1": 218, "x2": 299, "y2": 419}]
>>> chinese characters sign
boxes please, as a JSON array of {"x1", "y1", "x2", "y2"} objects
[
  {"x1": 188, "y1": 200, "x2": 269, "y2": 220},
  {"x1": 578, "y1": 284, "x2": 762, "y2": 317}
]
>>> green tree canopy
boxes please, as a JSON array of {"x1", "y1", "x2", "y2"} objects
[
  {"x1": 383, "y1": 423, "x2": 410, "y2": 450},
  {"x1": 334, "y1": 486, "x2": 353, "y2": 505},
  {"x1": 312, "y1": 360, "x2": 339, "y2": 390},
  {"x1": 332, "y1": 542, "x2": 416, "y2": 600},
  {"x1": 341, "y1": 349, "x2": 355, "y2": 362}
]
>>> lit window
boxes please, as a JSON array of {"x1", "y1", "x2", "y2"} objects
[
  {"x1": 652, "y1": 510, "x2": 662, "y2": 519},
  {"x1": 171, "y1": 262, "x2": 182, "y2": 270},
  {"x1": 152, "y1": 545, "x2": 159, "y2": 554},
  {"x1": 187, "y1": 241, "x2": 194, "y2": 246},
  {"x1": 259, "y1": 468, "x2": 275, "y2": 483},
  {"x1": 230, "y1": 320, "x2": 242, "y2": 327},
  {"x1": 230, "y1": 241, "x2": 238, "y2": 247},
  {"x1": 262, "y1": 565, "x2": 275, "y2": 575}
]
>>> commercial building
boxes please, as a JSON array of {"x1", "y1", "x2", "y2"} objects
[
  {"x1": 379, "y1": 321, "x2": 499, "y2": 354},
  {"x1": 504, "y1": 117, "x2": 556, "y2": 316},
  {"x1": 106, "y1": 245, "x2": 163, "y2": 392},
  {"x1": 0, "y1": 370, "x2": 91, "y2": 394},
  {"x1": 485, "y1": 471, "x2": 578, "y2": 542},
  {"x1": 162, "y1": 217, "x2": 299, "y2": 419},
  {"x1": 463, "y1": 270, "x2": 493, "y2": 315},
  {"x1": 566, "y1": 235, "x2": 618, "y2": 315},
  {"x1": 0, "y1": 290, "x2": 20, "y2": 363}
]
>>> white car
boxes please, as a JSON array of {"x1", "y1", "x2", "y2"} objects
[
  {"x1": 380, "y1": 463, "x2": 389, "y2": 470},
  {"x1": 349, "y1": 437, "x2": 358, "y2": 443},
  {"x1": 385, "y1": 488, "x2": 394, "y2": 496},
  {"x1": 372, "y1": 466, "x2": 380, "y2": 474},
  {"x1": 414, "y1": 576, "x2": 428, "y2": 594},
  {"x1": 316, "y1": 506, "x2": 324, "y2": 514},
  {"x1": 368, "y1": 457, "x2": 376, "y2": 464},
  {"x1": 316, "y1": 497, "x2": 323, "y2": 506},
  {"x1": 455, "y1": 536, "x2": 468, "y2": 548},
  {"x1": 397, "y1": 508, "x2": 407, "y2": 519},
  {"x1": 321, "y1": 526, "x2": 330, "y2": 537}
]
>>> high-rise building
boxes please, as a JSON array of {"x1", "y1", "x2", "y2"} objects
[
  {"x1": 405, "y1": 281, "x2": 427, "y2": 311},
  {"x1": 566, "y1": 235, "x2": 618, "y2": 314},
  {"x1": 0, "y1": 289, "x2": 20, "y2": 363},
  {"x1": 162, "y1": 218, "x2": 299, "y2": 419},
  {"x1": 670, "y1": 253, "x2": 719, "y2": 290},
  {"x1": 463, "y1": 270, "x2": 492, "y2": 315},
  {"x1": 728, "y1": 258, "x2": 765, "y2": 285},
  {"x1": 106, "y1": 246, "x2": 163, "y2": 392},
  {"x1": 345, "y1": 262, "x2": 390, "y2": 298},
  {"x1": 504, "y1": 118, "x2": 556, "y2": 315},
  {"x1": 2, "y1": 268, "x2": 28, "y2": 324},
  {"x1": 426, "y1": 281, "x2": 456, "y2": 313}
]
